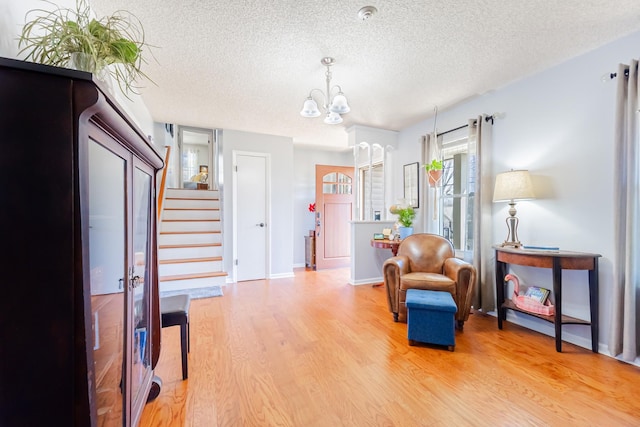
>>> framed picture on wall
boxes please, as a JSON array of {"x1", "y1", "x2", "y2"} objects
[{"x1": 403, "y1": 162, "x2": 419, "y2": 208}]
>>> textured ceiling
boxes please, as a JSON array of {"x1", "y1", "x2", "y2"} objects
[{"x1": 90, "y1": 0, "x2": 640, "y2": 149}]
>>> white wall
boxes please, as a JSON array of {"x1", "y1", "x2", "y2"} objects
[
  {"x1": 152, "y1": 122, "x2": 177, "y2": 187},
  {"x1": 0, "y1": 0, "x2": 154, "y2": 136},
  {"x1": 292, "y1": 146, "x2": 352, "y2": 266},
  {"x1": 0, "y1": 0, "x2": 72, "y2": 59},
  {"x1": 221, "y1": 129, "x2": 295, "y2": 280},
  {"x1": 350, "y1": 221, "x2": 396, "y2": 285},
  {"x1": 392, "y1": 30, "x2": 640, "y2": 357}
]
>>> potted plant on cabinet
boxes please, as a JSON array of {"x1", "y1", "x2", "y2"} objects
[
  {"x1": 19, "y1": 0, "x2": 154, "y2": 95},
  {"x1": 424, "y1": 159, "x2": 443, "y2": 187}
]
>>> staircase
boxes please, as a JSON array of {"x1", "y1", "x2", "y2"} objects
[{"x1": 158, "y1": 188, "x2": 227, "y2": 292}]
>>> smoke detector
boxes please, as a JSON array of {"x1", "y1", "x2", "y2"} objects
[{"x1": 357, "y1": 6, "x2": 378, "y2": 21}]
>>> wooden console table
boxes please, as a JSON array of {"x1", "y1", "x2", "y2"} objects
[
  {"x1": 494, "y1": 246, "x2": 601, "y2": 353},
  {"x1": 371, "y1": 238, "x2": 401, "y2": 256}
]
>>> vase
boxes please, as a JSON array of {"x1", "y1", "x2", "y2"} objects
[
  {"x1": 67, "y1": 52, "x2": 114, "y2": 93},
  {"x1": 68, "y1": 52, "x2": 99, "y2": 72},
  {"x1": 398, "y1": 226, "x2": 413, "y2": 239},
  {"x1": 428, "y1": 170, "x2": 442, "y2": 187}
]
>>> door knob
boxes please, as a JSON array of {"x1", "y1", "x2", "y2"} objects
[{"x1": 256, "y1": 222, "x2": 265, "y2": 227}]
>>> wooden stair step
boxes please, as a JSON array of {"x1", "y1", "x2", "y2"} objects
[
  {"x1": 160, "y1": 272, "x2": 227, "y2": 282},
  {"x1": 159, "y1": 243, "x2": 221, "y2": 249},
  {"x1": 165, "y1": 197, "x2": 220, "y2": 201},
  {"x1": 160, "y1": 230, "x2": 221, "y2": 235},
  {"x1": 162, "y1": 219, "x2": 219, "y2": 222},
  {"x1": 159, "y1": 257, "x2": 222, "y2": 264},
  {"x1": 163, "y1": 207, "x2": 219, "y2": 211}
]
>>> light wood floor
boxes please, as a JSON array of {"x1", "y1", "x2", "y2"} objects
[{"x1": 141, "y1": 268, "x2": 640, "y2": 426}]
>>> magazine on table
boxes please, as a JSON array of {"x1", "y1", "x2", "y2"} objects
[{"x1": 524, "y1": 286, "x2": 550, "y2": 304}]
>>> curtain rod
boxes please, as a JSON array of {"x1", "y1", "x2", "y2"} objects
[
  {"x1": 437, "y1": 115, "x2": 496, "y2": 138},
  {"x1": 438, "y1": 123, "x2": 468, "y2": 137}
]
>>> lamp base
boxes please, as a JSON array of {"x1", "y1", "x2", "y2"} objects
[
  {"x1": 502, "y1": 206, "x2": 522, "y2": 248},
  {"x1": 501, "y1": 240, "x2": 522, "y2": 248}
]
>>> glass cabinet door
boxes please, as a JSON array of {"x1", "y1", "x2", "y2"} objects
[
  {"x1": 131, "y1": 165, "x2": 153, "y2": 411},
  {"x1": 88, "y1": 139, "x2": 127, "y2": 425}
]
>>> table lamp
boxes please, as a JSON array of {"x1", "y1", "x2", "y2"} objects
[
  {"x1": 197, "y1": 165, "x2": 208, "y2": 183},
  {"x1": 493, "y1": 169, "x2": 535, "y2": 247}
]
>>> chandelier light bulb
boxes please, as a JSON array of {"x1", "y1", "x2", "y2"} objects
[
  {"x1": 324, "y1": 111, "x2": 343, "y2": 125},
  {"x1": 300, "y1": 57, "x2": 350, "y2": 124},
  {"x1": 300, "y1": 97, "x2": 321, "y2": 117},
  {"x1": 329, "y1": 93, "x2": 350, "y2": 114}
]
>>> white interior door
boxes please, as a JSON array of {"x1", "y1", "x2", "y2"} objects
[{"x1": 234, "y1": 152, "x2": 268, "y2": 281}]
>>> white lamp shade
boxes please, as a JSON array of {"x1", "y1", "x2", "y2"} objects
[
  {"x1": 329, "y1": 93, "x2": 350, "y2": 114},
  {"x1": 493, "y1": 170, "x2": 535, "y2": 202},
  {"x1": 324, "y1": 111, "x2": 343, "y2": 124},
  {"x1": 300, "y1": 98, "x2": 321, "y2": 117}
]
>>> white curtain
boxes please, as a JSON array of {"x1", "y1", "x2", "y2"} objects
[
  {"x1": 182, "y1": 147, "x2": 200, "y2": 182},
  {"x1": 469, "y1": 116, "x2": 494, "y2": 313},
  {"x1": 421, "y1": 117, "x2": 494, "y2": 312},
  {"x1": 422, "y1": 133, "x2": 442, "y2": 231},
  {"x1": 609, "y1": 61, "x2": 639, "y2": 362}
]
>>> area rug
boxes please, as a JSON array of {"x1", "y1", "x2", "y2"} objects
[{"x1": 161, "y1": 286, "x2": 223, "y2": 300}]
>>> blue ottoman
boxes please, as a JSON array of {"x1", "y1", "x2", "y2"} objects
[{"x1": 406, "y1": 289, "x2": 457, "y2": 351}]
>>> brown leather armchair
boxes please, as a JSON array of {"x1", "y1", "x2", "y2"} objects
[{"x1": 383, "y1": 233, "x2": 476, "y2": 329}]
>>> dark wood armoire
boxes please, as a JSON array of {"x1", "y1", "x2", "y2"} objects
[{"x1": 0, "y1": 57, "x2": 163, "y2": 426}]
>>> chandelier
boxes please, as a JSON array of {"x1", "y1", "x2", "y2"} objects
[{"x1": 300, "y1": 57, "x2": 351, "y2": 124}]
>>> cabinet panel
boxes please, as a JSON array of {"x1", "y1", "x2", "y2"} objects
[
  {"x1": 131, "y1": 164, "x2": 154, "y2": 420},
  {"x1": 88, "y1": 133, "x2": 157, "y2": 425},
  {"x1": 89, "y1": 139, "x2": 127, "y2": 425}
]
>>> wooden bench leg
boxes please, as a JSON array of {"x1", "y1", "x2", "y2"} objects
[
  {"x1": 180, "y1": 319, "x2": 188, "y2": 380},
  {"x1": 160, "y1": 295, "x2": 191, "y2": 381}
]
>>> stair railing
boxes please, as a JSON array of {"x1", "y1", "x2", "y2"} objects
[{"x1": 157, "y1": 146, "x2": 171, "y2": 220}]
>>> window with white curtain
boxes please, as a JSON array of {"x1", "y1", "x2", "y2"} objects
[
  {"x1": 440, "y1": 136, "x2": 475, "y2": 255},
  {"x1": 360, "y1": 163, "x2": 384, "y2": 221},
  {"x1": 181, "y1": 146, "x2": 200, "y2": 182}
]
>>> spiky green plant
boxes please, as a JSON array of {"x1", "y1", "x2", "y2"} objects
[{"x1": 19, "y1": 0, "x2": 154, "y2": 94}]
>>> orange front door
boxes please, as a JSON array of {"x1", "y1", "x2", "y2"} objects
[{"x1": 315, "y1": 165, "x2": 354, "y2": 270}]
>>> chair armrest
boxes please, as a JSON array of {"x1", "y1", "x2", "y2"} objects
[
  {"x1": 384, "y1": 256, "x2": 410, "y2": 276},
  {"x1": 443, "y1": 258, "x2": 477, "y2": 321},
  {"x1": 383, "y1": 256, "x2": 410, "y2": 316}
]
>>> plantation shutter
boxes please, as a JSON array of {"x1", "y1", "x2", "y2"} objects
[{"x1": 362, "y1": 163, "x2": 384, "y2": 220}]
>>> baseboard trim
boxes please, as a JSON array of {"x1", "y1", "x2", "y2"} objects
[
  {"x1": 348, "y1": 276, "x2": 383, "y2": 286},
  {"x1": 269, "y1": 272, "x2": 295, "y2": 280}
]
